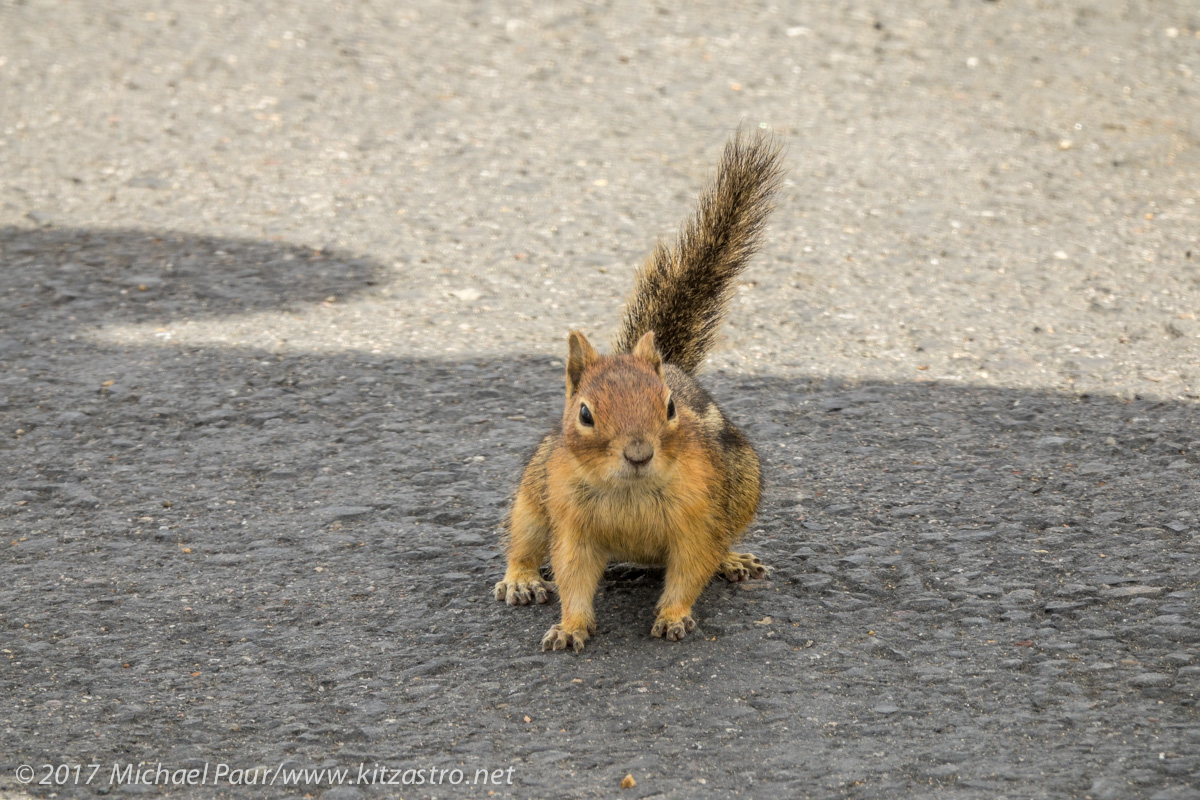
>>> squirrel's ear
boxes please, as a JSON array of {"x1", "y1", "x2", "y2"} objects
[
  {"x1": 566, "y1": 330, "x2": 598, "y2": 397},
  {"x1": 632, "y1": 330, "x2": 663, "y2": 376}
]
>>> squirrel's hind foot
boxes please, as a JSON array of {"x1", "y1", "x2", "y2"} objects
[{"x1": 718, "y1": 551, "x2": 769, "y2": 582}]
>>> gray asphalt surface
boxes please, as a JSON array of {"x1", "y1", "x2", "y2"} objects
[{"x1": 2, "y1": 1, "x2": 1199, "y2": 798}]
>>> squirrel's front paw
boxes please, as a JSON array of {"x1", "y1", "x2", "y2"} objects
[
  {"x1": 650, "y1": 613, "x2": 697, "y2": 642},
  {"x1": 493, "y1": 576, "x2": 555, "y2": 606},
  {"x1": 541, "y1": 623, "x2": 591, "y2": 653}
]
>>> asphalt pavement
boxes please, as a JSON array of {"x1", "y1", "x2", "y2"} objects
[{"x1": 1, "y1": 2, "x2": 1198, "y2": 798}]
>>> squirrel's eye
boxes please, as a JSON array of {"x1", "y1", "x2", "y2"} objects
[
  {"x1": 579, "y1": 403, "x2": 594, "y2": 427},
  {"x1": 666, "y1": 396, "x2": 676, "y2": 420}
]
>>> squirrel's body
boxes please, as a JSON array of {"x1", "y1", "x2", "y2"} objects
[
  {"x1": 513, "y1": 362, "x2": 759, "y2": 569},
  {"x1": 495, "y1": 131, "x2": 785, "y2": 651}
]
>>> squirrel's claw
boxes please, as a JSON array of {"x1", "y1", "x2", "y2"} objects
[
  {"x1": 651, "y1": 614, "x2": 697, "y2": 642},
  {"x1": 494, "y1": 577, "x2": 555, "y2": 605},
  {"x1": 718, "y1": 551, "x2": 770, "y2": 583},
  {"x1": 541, "y1": 624, "x2": 587, "y2": 653}
]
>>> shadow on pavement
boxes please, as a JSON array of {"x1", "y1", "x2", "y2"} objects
[{"x1": 2, "y1": 227, "x2": 1197, "y2": 798}]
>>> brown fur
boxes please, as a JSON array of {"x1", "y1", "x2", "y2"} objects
[
  {"x1": 494, "y1": 131, "x2": 784, "y2": 652},
  {"x1": 614, "y1": 129, "x2": 785, "y2": 375}
]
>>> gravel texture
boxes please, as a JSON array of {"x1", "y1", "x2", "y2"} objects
[{"x1": 2, "y1": 1, "x2": 1198, "y2": 798}]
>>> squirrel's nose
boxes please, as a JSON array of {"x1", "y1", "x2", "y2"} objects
[{"x1": 623, "y1": 440, "x2": 654, "y2": 467}]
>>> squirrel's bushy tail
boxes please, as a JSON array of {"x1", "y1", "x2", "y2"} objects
[{"x1": 614, "y1": 129, "x2": 786, "y2": 375}]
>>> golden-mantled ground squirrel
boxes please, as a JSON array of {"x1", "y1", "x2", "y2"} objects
[{"x1": 494, "y1": 130, "x2": 786, "y2": 652}]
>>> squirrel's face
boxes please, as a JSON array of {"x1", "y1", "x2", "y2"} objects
[{"x1": 561, "y1": 330, "x2": 680, "y2": 484}]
